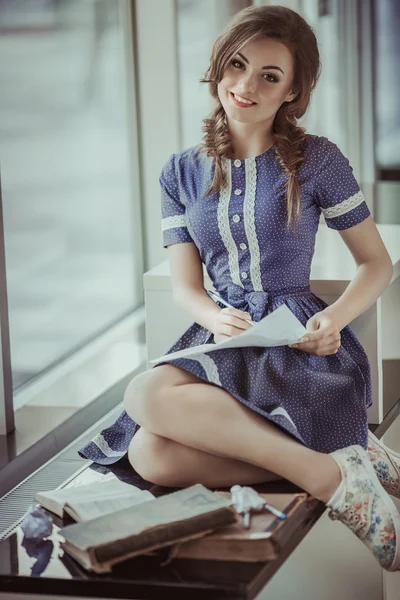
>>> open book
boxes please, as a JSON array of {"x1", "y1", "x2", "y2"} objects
[
  {"x1": 149, "y1": 303, "x2": 308, "y2": 365},
  {"x1": 35, "y1": 479, "x2": 154, "y2": 522},
  {"x1": 59, "y1": 484, "x2": 238, "y2": 573}
]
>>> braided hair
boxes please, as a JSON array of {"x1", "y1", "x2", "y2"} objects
[{"x1": 198, "y1": 5, "x2": 321, "y2": 231}]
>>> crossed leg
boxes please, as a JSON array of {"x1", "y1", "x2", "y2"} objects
[
  {"x1": 124, "y1": 364, "x2": 341, "y2": 502},
  {"x1": 126, "y1": 366, "x2": 279, "y2": 487}
]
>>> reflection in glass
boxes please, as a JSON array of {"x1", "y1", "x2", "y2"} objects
[{"x1": 0, "y1": 0, "x2": 137, "y2": 389}]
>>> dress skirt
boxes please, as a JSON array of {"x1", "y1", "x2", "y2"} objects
[{"x1": 78, "y1": 287, "x2": 371, "y2": 466}]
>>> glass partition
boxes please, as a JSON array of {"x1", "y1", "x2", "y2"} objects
[{"x1": 0, "y1": 0, "x2": 140, "y2": 391}]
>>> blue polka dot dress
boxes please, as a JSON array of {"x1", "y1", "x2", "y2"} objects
[{"x1": 79, "y1": 134, "x2": 372, "y2": 465}]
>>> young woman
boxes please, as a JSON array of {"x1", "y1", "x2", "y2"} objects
[{"x1": 80, "y1": 6, "x2": 400, "y2": 571}]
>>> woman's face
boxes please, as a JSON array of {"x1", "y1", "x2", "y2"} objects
[{"x1": 217, "y1": 36, "x2": 296, "y2": 125}]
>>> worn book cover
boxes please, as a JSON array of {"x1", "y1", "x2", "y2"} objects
[
  {"x1": 59, "y1": 484, "x2": 238, "y2": 573},
  {"x1": 163, "y1": 492, "x2": 311, "y2": 562}
]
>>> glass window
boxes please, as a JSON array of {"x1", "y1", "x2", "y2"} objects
[
  {"x1": 373, "y1": 0, "x2": 400, "y2": 179},
  {"x1": 0, "y1": 0, "x2": 140, "y2": 390}
]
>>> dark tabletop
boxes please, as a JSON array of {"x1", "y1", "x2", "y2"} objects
[{"x1": 0, "y1": 456, "x2": 325, "y2": 599}]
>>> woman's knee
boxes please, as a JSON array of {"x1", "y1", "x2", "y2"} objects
[
  {"x1": 123, "y1": 369, "x2": 163, "y2": 422},
  {"x1": 127, "y1": 429, "x2": 177, "y2": 486},
  {"x1": 123, "y1": 365, "x2": 193, "y2": 427}
]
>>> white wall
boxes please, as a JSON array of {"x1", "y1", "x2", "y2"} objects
[{"x1": 135, "y1": 0, "x2": 181, "y2": 271}]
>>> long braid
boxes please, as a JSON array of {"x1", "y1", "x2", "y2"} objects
[
  {"x1": 200, "y1": 103, "x2": 233, "y2": 195},
  {"x1": 199, "y1": 100, "x2": 308, "y2": 231},
  {"x1": 195, "y1": 5, "x2": 321, "y2": 230},
  {"x1": 272, "y1": 106, "x2": 307, "y2": 231}
]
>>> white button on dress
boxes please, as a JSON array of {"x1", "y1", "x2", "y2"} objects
[
  {"x1": 234, "y1": 159, "x2": 241, "y2": 167},
  {"x1": 241, "y1": 272, "x2": 248, "y2": 279},
  {"x1": 240, "y1": 243, "x2": 247, "y2": 250},
  {"x1": 232, "y1": 214, "x2": 240, "y2": 223},
  {"x1": 234, "y1": 189, "x2": 242, "y2": 196}
]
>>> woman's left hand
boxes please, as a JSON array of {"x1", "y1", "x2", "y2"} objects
[{"x1": 288, "y1": 310, "x2": 341, "y2": 356}]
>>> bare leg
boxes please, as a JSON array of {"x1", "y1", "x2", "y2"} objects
[
  {"x1": 128, "y1": 427, "x2": 282, "y2": 488},
  {"x1": 124, "y1": 365, "x2": 342, "y2": 503}
]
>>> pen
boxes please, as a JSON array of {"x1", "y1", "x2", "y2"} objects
[
  {"x1": 243, "y1": 510, "x2": 252, "y2": 529},
  {"x1": 208, "y1": 290, "x2": 255, "y2": 327},
  {"x1": 263, "y1": 502, "x2": 287, "y2": 520}
]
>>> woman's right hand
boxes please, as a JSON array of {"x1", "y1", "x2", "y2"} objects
[{"x1": 212, "y1": 307, "x2": 253, "y2": 344}]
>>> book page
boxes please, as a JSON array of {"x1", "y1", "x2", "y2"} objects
[
  {"x1": 67, "y1": 491, "x2": 154, "y2": 522},
  {"x1": 35, "y1": 479, "x2": 153, "y2": 516},
  {"x1": 149, "y1": 304, "x2": 308, "y2": 365}
]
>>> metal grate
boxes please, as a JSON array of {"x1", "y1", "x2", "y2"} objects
[{"x1": 0, "y1": 403, "x2": 122, "y2": 540}]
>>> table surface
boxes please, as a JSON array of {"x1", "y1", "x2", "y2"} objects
[{"x1": 0, "y1": 459, "x2": 324, "y2": 600}]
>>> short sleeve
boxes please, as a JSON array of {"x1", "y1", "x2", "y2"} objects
[
  {"x1": 160, "y1": 153, "x2": 194, "y2": 248},
  {"x1": 313, "y1": 138, "x2": 371, "y2": 230}
]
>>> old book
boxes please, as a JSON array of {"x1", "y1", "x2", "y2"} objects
[
  {"x1": 59, "y1": 484, "x2": 238, "y2": 573},
  {"x1": 164, "y1": 493, "x2": 310, "y2": 562},
  {"x1": 35, "y1": 479, "x2": 154, "y2": 522}
]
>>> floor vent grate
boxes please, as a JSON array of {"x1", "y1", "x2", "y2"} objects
[{"x1": 0, "y1": 404, "x2": 122, "y2": 540}]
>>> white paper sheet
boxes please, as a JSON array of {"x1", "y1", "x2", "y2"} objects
[{"x1": 148, "y1": 304, "x2": 308, "y2": 365}]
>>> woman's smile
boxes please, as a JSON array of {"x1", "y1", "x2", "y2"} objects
[{"x1": 230, "y1": 91, "x2": 257, "y2": 108}]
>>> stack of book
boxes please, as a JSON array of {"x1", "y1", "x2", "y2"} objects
[{"x1": 34, "y1": 480, "x2": 309, "y2": 573}]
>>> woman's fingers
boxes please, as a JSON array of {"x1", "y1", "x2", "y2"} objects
[
  {"x1": 213, "y1": 308, "x2": 252, "y2": 343},
  {"x1": 222, "y1": 310, "x2": 252, "y2": 330},
  {"x1": 289, "y1": 327, "x2": 342, "y2": 355},
  {"x1": 224, "y1": 307, "x2": 251, "y2": 321},
  {"x1": 290, "y1": 341, "x2": 341, "y2": 356},
  {"x1": 290, "y1": 331, "x2": 340, "y2": 351},
  {"x1": 220, "y1": 316, "x2": 252, "y2": 336}
]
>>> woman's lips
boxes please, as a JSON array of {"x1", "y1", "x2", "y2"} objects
[{"x1": 230, "y1": 92, "x2": 256, "y2": 108}]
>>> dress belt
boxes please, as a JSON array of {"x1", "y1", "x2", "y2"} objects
[{"x1": 216, "y1": 285, "x2": 311, "y2": 323}]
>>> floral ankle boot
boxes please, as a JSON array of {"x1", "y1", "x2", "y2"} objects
[
  {"x1": 327, "y1": 444, "x2": 400, "y2": 571},
  {"x1": 368, "y1": 430, "x2": 400, "y2": 499}
]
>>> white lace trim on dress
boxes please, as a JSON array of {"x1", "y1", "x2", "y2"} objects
[
  {"x1": 244, "y1": 158, "x2": 263, "y2": 291},
  {"x1": 162, "y1": 214, "x2": 187, "y2": 231},
  {"x1": 218, "y1": 160, "x2": 243, "y2": 288},
  {"x1": 92, "y1": 433, "x2": 126, "y2": 457},
  {"x1": 189, "y1": 354, "x2": 221, "y2": 386},
  {"x1": 270, "y1": 407, "x2": 298, "y2": 431},
  {"x1": 321, "y1": 190, "x2": 366, "y2": 219}
]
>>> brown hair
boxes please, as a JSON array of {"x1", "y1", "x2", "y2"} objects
[{"x1": 198, "y1": 5, "x2": 321, "y2": 230}]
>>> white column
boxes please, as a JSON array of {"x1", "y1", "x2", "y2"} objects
[{"x1": 134, "y1": 0, "x2": 182, "y2": 271}]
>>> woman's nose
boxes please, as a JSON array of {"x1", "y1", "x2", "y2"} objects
[{"x1": 237, "y1": 73, "x2": 257, "y2": 94}]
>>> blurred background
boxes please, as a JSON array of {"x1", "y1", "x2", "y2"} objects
[{"x1": 0, "y1": 0, "x2": 399, "y2": 458}]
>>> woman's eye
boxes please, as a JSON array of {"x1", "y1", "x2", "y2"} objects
[
  {"x1": 263, "y1": 73, "x2": 278, "y2": 83},
  {"x1": 231, "y1": 60, "x2": 278, "y2": 83}
]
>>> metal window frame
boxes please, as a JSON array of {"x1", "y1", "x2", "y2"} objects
[
  {"x1": 358, "y1": 0, "x2": 376, "y2": 187},
  {"x1": 0, "y1": 168, "x2": 14, "y2": 436}
]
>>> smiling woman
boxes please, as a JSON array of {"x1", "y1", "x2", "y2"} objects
[
  {"x1": 198, "y1": 9, "x2": 318, "y2": 223},
  {"x1": 79, "y1": 3, "x2": 400, "y2": 575}
]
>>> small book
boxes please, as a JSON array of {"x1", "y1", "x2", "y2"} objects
[
  {"x1": 35, "y1": 479, "x2": 154, "y2": 522},
  {"x1": 148, "y1": 304, "x2": 307, "y2": 365},
  {"x1": 163, "y1": 492, "x2": 310, "y2": 563},
  {"x1": 59, "y1": 484, "x2": 238, "y2": 573}
]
